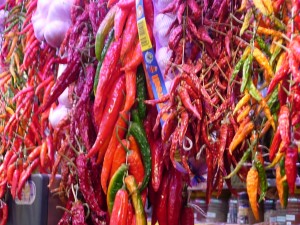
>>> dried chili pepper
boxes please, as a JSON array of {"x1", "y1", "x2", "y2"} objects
[
  {"x1": 71, "y1": 201, "x2": 87, "y2": 225},
  {"x1": 229, "y1": 121, "x2": 254, "y2": 154},
  {"x1": 280, "y1": 157, "x2": 288, "y2": 208},
  {"x1": 76, "y1": 154, "x2": 106, "y2": 218},
  {"x1": 180, "y1": 206, "x2": 194, "y2": 225}
]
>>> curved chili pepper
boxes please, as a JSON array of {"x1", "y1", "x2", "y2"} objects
[
  {"x1": 229, "y1": 121, "x2": 254, "y2": 154},
  {"x1": 120, "y1": 10, "x2": 138, "y2": 58},
  {"x1": 114, "y1": 7, "x2": 130, "y2": 40},
  {"x1": 101, "y1": 111, "x2": 129, "y2": 193},
  {"x1": 88, "y1": 74, "x2": 126, "y2": 159},
  {"x1": 127, "y1": 136, "x2": 145, "y2": 186},
  {"x1": 93, "y1": 38, "x2": 122, "y2": 126},
  {"x1": 178, "y1": 87, "x2": 201, "y2": 120},
  {"x1": 110, "y1": 140, "x2": 128, "y2": 179},
  {"x1": 129, "y1": 122, "x2": 151, "y2": 192}
]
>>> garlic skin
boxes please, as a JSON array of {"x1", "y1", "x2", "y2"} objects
[{"x1": 32, "y1": 0, "x2": 73, "y2": 48}]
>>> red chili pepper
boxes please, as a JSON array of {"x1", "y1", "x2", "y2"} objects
[
  {"x1": 156, "y1": 173, "x2": 169, "y2": 225},
  {"x1": 278, "y1": 105, "x2": 291, "y2": 147},
  {"x1": 93, "y1": 38, "x2": 122, "y2": 126},
  {"x1": 114, "y1": 6, "x2": 130, "y2": 40},
  {"x1": 161, "y1": 110, "x2": 177, "y2": 142},
  {"x1": 285, "y1": 144, "x2": 298, "y2": 194},
  {"x1": 123, "y1": 69, "x2": 137, "y2": 112},
  {"x1": 117, "y1": 0, "x2": 134, "y2": 9},
  {"x1": 128, "y1": 136, "x2": 145, "y2": 186},
  {"x1": 40, "y1": 141, "x2": 49, "y2": 170},
  {"x1": 180, "y1": 206, "x2": 195, "y2": 225},
  {"x1": 127, "y1": 201, "x2": 134, "y2": 225},
  {"x1": 267, "y1": 58, "x2": 289, "y2": 94},
  {"x1": 17, "y1": 158, "x2": 39, "y2": 199},
  {"x1": 110, "y1": 189, "x2": 128, "y2": 225},
  {"x1": 76, "y1": 154, "x2": 107, "y2": 218},
  {"x1": 71, "y1": 201, "x2": 87, "y2": 225},
  {"x1": 88, "y1": 74, "x2": 126, "y2": 159},
  {"x1": 0, "y1": 201, "x2": 8, "y2": 225},
  {"x1": 218, "y1": 123, "x2": 228, "y2": 174},
  {"x1": 109, "y1": 140, "x2": 128, "y2": 179},
  {"x1": 121, "y1": 41, "x2": 143, "y2": 71},
  {"x1": 101, "y1": 111, "x2": 129, "y2": 193},
  {"x1": 178, "y1": 87, "x2": 201, "y2": 120},
  {"x1": 11, "y1": 167, "x2": 21, "y2": 199},
  {"x1": 120, "y1": 9, "x2": 137, "y2": 58},
  {"x1": 167, "y1": 168, "x2": 183, "y2": 225}
]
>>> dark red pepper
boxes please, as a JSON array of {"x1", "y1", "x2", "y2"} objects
[{"x1": 285, "y1": 144, "x2": 298, "y2": 194}]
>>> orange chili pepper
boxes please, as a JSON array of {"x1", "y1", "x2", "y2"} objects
[
  {"x1": 246, "y1": 167, "x2": 259, "y2": 221},
  {"x1": 276, "y1": 166, "x2": 285, "y2": 207},
  {"x1": 5, "y1": 36, "x2": 18, "y2": 61},
  {"x1": 109, "y1": 140, "x2": 128, "y2": 180},
  {"x1": 253, "y1": 48, "x2": 274, "y2": 83},
  {"x1": 229, "y1": 121, "x2": 254, "y2": 154},
  {"x1": 257, "y1": 27, "x2": 283, "y2": 38}
]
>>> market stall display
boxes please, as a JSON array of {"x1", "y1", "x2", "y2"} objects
[{"x1": 0, "y1": 0, "x2": 299, "y2": 224}]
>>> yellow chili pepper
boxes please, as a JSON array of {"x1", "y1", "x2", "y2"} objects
[
  {"x1": 259, "y1": 97, "x2": 276, "y2": 130},
  {"x1": 13, "y1": 53, "x2": 21, "y2": 74},
  {"x1": 266, "y1": 143, "x2": 285, "y2": 169},
  {"x1": 237, "y1": 105, "x2": 251, "y2": 123},
  {"x1": 233, "y1": 91, "x2": 251, "y2": 115},
  {"x1": 9, "y1": 58, "x2": 17, "y2": 84},
  {"x1": 5, "y1": 107, "x2": 14, "y2": 115},
  {"x1": 253, "y1": 0, "x2": 273, "y2": 15},
  {"x1": 246, "y1": 167, "x2": 260, "y2": 221},
  {"x1": 253, "y1": 48, "x2": 274, "y2": 82},
  {"x1": 237, "y1": 0, "x2": 248, "y2": 11},
  {"x1": 275, "y1": 52, "x2": 287, "y2": 72}
]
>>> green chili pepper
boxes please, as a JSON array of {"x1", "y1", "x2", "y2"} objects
[
  {"x1": 93, "y1": 29, "x2": 115, "y2": 94},
  {"x1": 131, "y1": 109, "x2": 142, "y2": 126},
  {"x1": 255, "y1": 158, "x2": 268, "y2": 202},
  {"x1": 241, "y1": 54, "x2": 253, "y2": 92},
  {"x1": 129, "y1": 122, "x2": 151, "y2": 191},
  {"x1": 4, "y1": 20, "x2": 19, "y2": 33},
  {"x1": 125, "y1": 175, "x2": 147, "y2": 225},
  {"x1": 224, "y1": 148, "x2": 251, "y2": 179},
  {"x1": 256, "y1": 36, "x2": 271, "y2": 57},
  {"x1": 95, "y1": 5, "x2": 117, "y2": 60},
  {"x1": 230, "y1": 59, "x2": 245, "y2": 84},
  {"x1": 267, "y1": 87, "x2": 279, "y2": 113},
  {"x1": 8, "y1": 5, "x2": 22, "y2": 16},
  {"x1": 269, "y1": 47, "x2": 282, "y2": 68},
  {"x1": 136, "y1": 65, "x2": 147, "y2": 120},
  {"x1": 280, "y1": 157, "x2": 289, "y2": 208},
  {"x1": 107, "y1": 163, "x2": 128, "y2": 214},
  {"x1": 247, "y1": 80, "x2": 262, "y2": 101}
]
